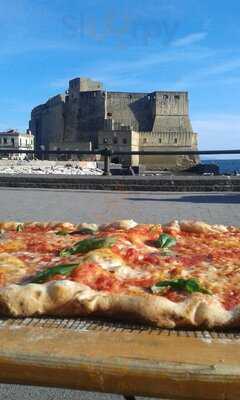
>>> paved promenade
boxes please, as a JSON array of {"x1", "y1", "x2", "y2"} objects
[
  {"x1": 0, "y1": 188, "x2": 239, "y2": 400},
  {"x1": 0, "y1": 187, "x2": 239, "y2": 226}
]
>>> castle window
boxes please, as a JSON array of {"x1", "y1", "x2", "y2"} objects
[
  {"x1": 103, "y1": 138, "x2": 109, "y2": 144},
  {"x1": 163, "y1": 95, "x2": 168, "y2": 100},
  {"x1": 11, "y1": 138, "x2": 14, "y2": 146},
  {"x1": 174, "y1": 138, "x2": 177, "y2": 143},
  {"x1": 147, "y1": 95, "x2": 151, "y2": 101},
  {"x1": 122, "y1": 138, "x2": 127, "y2": 144},
  {"x1": 159, "y1": 138, "x2": 162, "y2": 144},
  {"x1": 3, "y1": 138, "x2": 7, "y2": 144},
  {"x1": 107, "y1": 112, "x2": 112, "y2": 117},
  {"x1": 143, "y1": 138, "x2": 147, "y2": 144},
  {"x1": 113, "y1": 138, "x2": 118, "y2": 144},
  {"x1": 175, "y1": 95, "x2": 180, "y2": 100}
]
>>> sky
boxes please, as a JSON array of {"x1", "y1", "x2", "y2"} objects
[{"x1": 0, "y1": 0, "x2": 239, "y2": 155}]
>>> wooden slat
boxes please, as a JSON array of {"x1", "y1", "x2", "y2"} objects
[{"x1": 0, "y1": 324, "x2": 239, "y2": 400}]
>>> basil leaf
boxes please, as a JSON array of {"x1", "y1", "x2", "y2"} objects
[
  {"x1": 155, "y1": 233, "x2": 176, "y2": 249},
  {"x1": 60, "y1": 236, "x2": 116, "y2": 257},
  {"x1": 31, "y1": 263, "x2": 79, "y2": 283},
  {"x1": 151, "y1": 278, "x2": 211, "y2": 295},
  {"x1": 16, "y1": 224, "x2": 24, "y2": 232},
  {"x1": 56, "y1": 227, "x2": 98, "y2": 236}
]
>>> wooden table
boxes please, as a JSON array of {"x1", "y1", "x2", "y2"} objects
[{"x1": 0, "y1": 318, "x2": 239, "y2": 400}]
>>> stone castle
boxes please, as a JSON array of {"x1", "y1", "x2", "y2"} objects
[{"x1": 30, "y1": 77, "x2": 198, "y2": 169}]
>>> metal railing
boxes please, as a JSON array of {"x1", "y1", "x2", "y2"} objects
[{"x1": 0, "y1": 148, "x2": 239, "y2": 175}]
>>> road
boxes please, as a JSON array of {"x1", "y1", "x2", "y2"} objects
[{"x1": 0, "y1": 188, "x2": 239, "y2": 400}]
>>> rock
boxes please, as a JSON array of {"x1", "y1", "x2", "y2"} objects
[{"x1": 0, "y1": 161, "x2": 103, "y2": 176}]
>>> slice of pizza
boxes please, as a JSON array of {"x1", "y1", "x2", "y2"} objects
[{"x1": 0, "y1": 219, "x2": 239, "y2": 329}]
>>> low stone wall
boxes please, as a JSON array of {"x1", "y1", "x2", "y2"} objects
[{"x1": 0, "y1": 174, "x2": 239, "y2": 191}]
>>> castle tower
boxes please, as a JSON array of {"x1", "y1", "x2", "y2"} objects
[
  {"x1": 152, "y1": 92, "x2": 192, "y2": 133},
  {"x1": 69, "y1": 77, "x2": 103, "y2": 93}
]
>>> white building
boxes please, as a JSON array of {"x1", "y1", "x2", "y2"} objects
[{"x1": 0, "y1": 129, "x2": 34, "y2": 160}]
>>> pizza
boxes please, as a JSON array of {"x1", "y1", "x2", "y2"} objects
[{"x1": 0, "y1": 218, "x2": 239, "y2": 329}]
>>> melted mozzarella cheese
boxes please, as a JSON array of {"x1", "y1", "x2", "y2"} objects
[
  {"x1": 100, "y1": 219, "x2": 138, "y2": 231},
  {"x1": 115, "y1": 266, "x2": 150, "y2": 280},
  {"x1": 0, "y1": 254, "x2": 27, "y2": 282},
  {"x1": 83, "y1": 248, "x2": 151, "y2": 281},
  {"x1": 83, "y1": 248, "x2": 123, "y2": 271},
  {"x1": 76, "y1": 223, "x2": 98, "y2": 232},
  {"x1": 0, "y1": 254, "x2": 26, "y2": 270}
]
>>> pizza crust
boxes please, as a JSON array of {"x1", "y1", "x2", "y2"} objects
[
  {"x1": 0, "y1": 280, "x2": 235, "y2": 328},
  {"x1": 99, "y1": 220, "x2": 138, "y2": 231},
  {"x1": 179, "y1": 220, "x2": 229, "y2": 234},
  {"x1": 0, "y1": 221, "x2": 78, "y2": 231},
  {"x1": 0, "y1": 218, "x2": 239, "y2": 328}
]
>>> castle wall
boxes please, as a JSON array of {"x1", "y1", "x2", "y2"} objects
[
  {"x1": 106, "y1": 92, "x2": 154, "y2": 131},
  {"x1": 152, "y1": 92, "x2": 193, "y2": 132},
  {"x1": 30, "y1": 95, "x2": 65, "y2": 151},
  {"x1": 98, "y1": 128, "x2": 139, "y2": 166},
  {"x1": 139, "y1": 131, "x2": 198, "y2": 169},
  {"x1": 140, "y1": 131, "x2": 197, "y2": 146},
  {"x1": 64, "y1": 90, "x2": 105, "y2": 145},
  {"x1": 139, "y1": 151, "x2": 197, "y2": 170},
  {"x1": 155, "y1": 92, "x2": 188, "y2": 115}
]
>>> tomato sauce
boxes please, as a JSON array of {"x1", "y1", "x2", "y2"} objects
[
  {"x1": 70, "y1": 263, "x2": 125, "y2": 292},
  {"x1": 178, "y1": 254, "x2": 212, "y2": 267},
  {"x1": 142, "y1": 253, "x2": 162, "y2": 265},
  {"x1": 163, "y1": 289, "x2": 187, "y2": 303},
  {"x1": 125, "y1": 277, "x2": 155, "y2": 288},
  {"x1": 223, "y1": 290, "x2": 240, "y2": 310},
  {"x1": 0, "y1": 273, "x2": 5, "y2": 287}
]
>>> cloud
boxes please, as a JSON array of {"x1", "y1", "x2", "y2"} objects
[
  {"x1": 192, "y1": 114, "x2": 240, "y2": 157},
  {"x1": 92, "y1": 48, "x2": 216, "y2": 91},
  {"x1": 171, "y1": 32, "x2": 207, "y2": 47},
  {"x1": 47, "y1": 47, "x2": 215, "y2": 92},
  {"x1": 205, "y1": 58, "x2": 240, "y2": 76},
  {"x1": 175, "y1": 56, "x2": 240, "y2": 88},
  {"x1": 178, "y1": 75, "x2": 240, "y2": 89},
  {"x1": 0, "y1": 40, "x2": 83, "y2": 58},
  {"x1": 103, "y1": 48, "x2": 214, "y2": 74}
]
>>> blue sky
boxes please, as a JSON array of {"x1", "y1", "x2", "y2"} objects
[{"x1": 0, "y1": 0, "x2": 240, "y2": 154}]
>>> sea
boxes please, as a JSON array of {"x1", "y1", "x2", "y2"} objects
[{"x1": 202, "y1": 159, "x2": 240, "y2": 174}]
